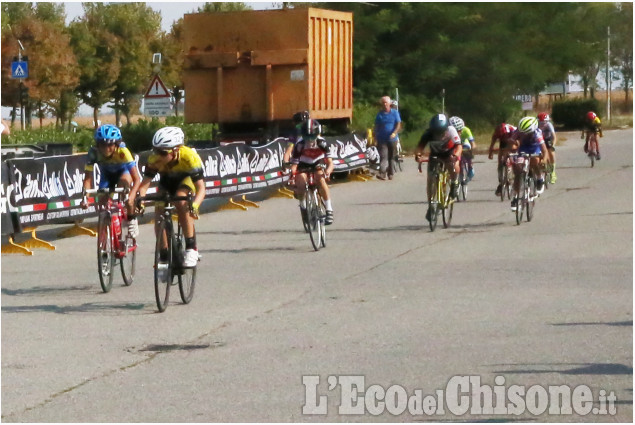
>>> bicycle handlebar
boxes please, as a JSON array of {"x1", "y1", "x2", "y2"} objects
[{"x1": 86, "y1": 187, "x2": 126, "y2": 195}]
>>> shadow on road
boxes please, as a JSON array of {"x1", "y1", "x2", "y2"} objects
[
  {"x1": 2, "y1": 285, "x2": 95, "y2": 296},
  {"x1": 550, "y1": 320, "x2": 633, "y2": 327},
  {"x1": 1, "y1": 302, "x2": 148, "y2": 315},
  {"x1": 492, "y1": 362, "x2": 633, "y2": 376}
]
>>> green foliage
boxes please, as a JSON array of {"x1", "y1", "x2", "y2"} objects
[
  {"x1": 552, "y1": 98, "x2": 601, "y2": 129},
  {"x1": 119, "y1": 117, "x2": 217, "y2": 154},
  {"x1": 2, "y1": 126, "x2": 93, "y2": 151}
]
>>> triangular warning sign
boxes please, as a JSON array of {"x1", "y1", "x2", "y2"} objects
[{"x1": 144, "y1": 75, "x2": 170, "y2": 98}]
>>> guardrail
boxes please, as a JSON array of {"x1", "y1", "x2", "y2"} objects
[{"x1": 1, "y1": 133, "x2": 371, "y2": 254}]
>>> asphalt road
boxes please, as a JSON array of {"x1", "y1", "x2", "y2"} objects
[{"x1": 2, "y1": 130, "x2": 632, "y2": 422}]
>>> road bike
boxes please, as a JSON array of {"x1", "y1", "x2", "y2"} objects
[
  {"x1": 299, "y1": 165, "x2": 327, "y2": 251},
  {"x1": 392, "y1": 140, "x2": 404, "y2": 173},
  {"x1": 424, "y1": 156, "x2": 455, "y2": 232},
  {"x1": 510, "y1": 153, "x2": 538, "y2": 225},
  {"x1": 500, "y1": 153, "x2": 514, "y2": 201},
  {"x1": 88, "y1": 188, "x2": 137, "y2": 293},
  {"x1": 137, "y1": 193, "x2": 197, "y2": 312},
  {"x1": 586, "y1": 130, "x2": 600, "y2": 167},
  {"x1": 458, "y1": 152, "x2": 470, "y2": 201}
]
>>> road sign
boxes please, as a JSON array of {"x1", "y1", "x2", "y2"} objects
[
  {"x1": 11, "y1": 61, "x2": 28, "y2": 79},
  {"x1": 144, "y1": 97, "x2": 172, "y2": 117},
  {"x1": 144, "y1": 74, "x2": 170, "y2": 98}
]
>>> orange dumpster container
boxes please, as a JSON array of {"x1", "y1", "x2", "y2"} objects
[{"x1": 182, "y1": 7, "x2": 353, "y2": 131}]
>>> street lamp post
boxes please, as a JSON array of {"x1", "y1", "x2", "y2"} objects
[{"x1": 606, "y1": 26, "x2": 611, "y2": 124}]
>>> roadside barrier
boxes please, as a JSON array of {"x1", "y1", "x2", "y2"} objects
[{"x1": 1, "y1": 133, "x2": 370, "y2": 255}]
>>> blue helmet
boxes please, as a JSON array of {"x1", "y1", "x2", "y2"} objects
[{"x1": 94, "y1": 124, "x2": 122, "y2": 144}]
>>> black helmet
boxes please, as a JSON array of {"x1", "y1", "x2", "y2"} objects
[
  {"x1": 429, "y1": 114, "x2": 449, "y2": 133},
  {"x1": 301, "y1": 118, "x2": 321, "y2": 139},
  {"x1": 292, "y1": 110, "x2": 310, "y2": 124}
]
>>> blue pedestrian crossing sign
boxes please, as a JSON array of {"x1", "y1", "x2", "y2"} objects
[{"x1": 11, "y1": 61, "x2": 28, "y2": 79}]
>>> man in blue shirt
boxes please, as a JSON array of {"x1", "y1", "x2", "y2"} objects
[{"x1": 374, "y1": 96, "x2": 402, "y2": 180}]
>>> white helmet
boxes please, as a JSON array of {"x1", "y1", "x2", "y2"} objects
[
  {"x1": 449, "y1": 116, "x2": 464, "y2": 131},
  {"x1": 152, "y1": 126, "x2": 184, "y2": 149}
]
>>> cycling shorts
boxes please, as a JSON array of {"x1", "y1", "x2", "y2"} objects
[
  {"x1": 98, "y1": 168, "x2": 129, "y2": 190},
  {"x1": 158, "y1": 176, "x2": 197, "y2": 196},
  {"x1": 519, "y1": 144, "x2": 542, "y2": 156}
]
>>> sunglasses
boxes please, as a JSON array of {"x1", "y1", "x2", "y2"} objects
[{"x1": 154, "y1": 149, "x2": 172, "y2": 157}]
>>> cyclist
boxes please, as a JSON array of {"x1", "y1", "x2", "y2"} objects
[
  {"x1": 414, "y1": 114, "x2": 462, "y2": 222},
  {"x1": 129, "y1": 127, "x2": 205, "y2": 268},
  {"x1": 488, "y1": 123, "x2": 517, "y2": 197},
  {"x1": 537, "y1": 112, "x2": 557, "y2": 184},
  {"x1": 288, "y1": 118, "x2": 335, "y2": 225},
  {"x1": 582, "y1": 111, "x2": 603, "y2": 160},
  {"x1": 283, "y1": 110, "x2": 310, "y2": 164},
  {"x1": 81, "y1": 124, "x2": 141, "y2": 238},
  {"x1": 509, "y1": 116, "x2": 547, "y2": 211},
  {"x1": 449, "y1": 116, "x2": 476, "y2": 180}
]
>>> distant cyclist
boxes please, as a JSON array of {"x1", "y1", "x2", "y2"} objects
[
  {"x1": 488, "y1": 123, "x2": 517, "y2": 197},
  {"x1": 81, "y1": 124, "x2": 141, "y2": 238},
  {"x1": 289, "y1": 119, "x2": 335, "y2": 225},
  {"x1": 129, "y1": 127, "x2": 205, "y2": 268},
  {"x1": 509, "y1": 116, "x2": 547, "y2": 211},
  {"x1": 537, "y1": 112, "x2": 557, "y2": 184},
  {"x1": 414, "y1": 114, "x2": 462, "y2": 222},
  {"x1": 283, "y1": 110, "x2": 310, "y2": 164},
  {"x1": 449, "y1": 116, "x2": 476, "y2": 180},
  {"x1": 582, "y1": 111, "x2": 603, "y2": 160}
]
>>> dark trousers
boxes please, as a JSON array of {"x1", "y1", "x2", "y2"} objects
[{"x1": 378, "y1": 142, "x2": 396, "y2": 176}]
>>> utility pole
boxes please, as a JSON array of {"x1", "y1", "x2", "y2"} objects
[
  {"x1": 441, "y1": 88, "x2": 445, "y2": 115},
  {"x1": 607, "y1": 26, "x2": 611, "y2": 123},
  {"x1": 18, "y1": 40, "x2": 25, "y2": 131}
]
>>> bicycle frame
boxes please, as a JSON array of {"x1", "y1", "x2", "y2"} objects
[{"x1": 302, "y1": 165, "x2": 327, "y2": 250}]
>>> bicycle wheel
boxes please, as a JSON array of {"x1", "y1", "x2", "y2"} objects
[
  {"x1": 428, "y1": 174, "x2": 440, "y2": 232},
  {"x1": 318, "y1": 195, "x2": 326, "y2": 248},
  {"x1": 97, "y1": 212, "x2": 114, "y2": 293},
  {"x1": 515, "y1": 174, "x2": 525, "y2": 225},
  {"x1": 176, "y1": 227, "x2": 196, "y2": 304},
  {"x1": 307, "y1": 190, "x2": 321, "y2": 251},
  {"x1": 589, "y1": 138, "x2": 597, "y2": 167},
  {"x1": 154, "y1": 218, "x2": 172, "y2": 312},
  {"x1": 442, "y1": 178, "x2": 453, "y2": 228},
  {"x1": 526, "y1": 175, "x2": 535, "y2": 222},
  {"x1": 119, "y1": 225, "x2": 136, "y2": 286}
]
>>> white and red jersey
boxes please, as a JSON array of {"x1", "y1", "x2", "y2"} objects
[{"x1": 290, "y1": 137, "x2": 333, "y2": 166}]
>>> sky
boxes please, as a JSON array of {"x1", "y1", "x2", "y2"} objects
[{"x1": 61, "y1": 1, "x2": 276, "y2": 32}]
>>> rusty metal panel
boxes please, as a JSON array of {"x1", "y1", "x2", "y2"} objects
[{"x1": 182, "y1": 7, "x2": 352, "y2": 125}]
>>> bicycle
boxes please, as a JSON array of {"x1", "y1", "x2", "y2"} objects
[
  {"x1": 458, "y1": 152, "x2": 470, "y2": 201},
  {"x1": 88, "y1": 188, "x2": 137, "y2": 293},
  {"x1": 500, "y1": 153, "x2": 514, "y2": 202},
  {"x1": 586, "y1": 130, "x2": 600, "y2": 167},
  {"x1": 137, "y1": 193, "x2": 197, "y2": 312},
  {"x1": 510, "y1": 153, "x2": 538, "y2": 225},
  {"x1": 299, "y1": 165, "x2": 327, "y2": 251},
  {"x1": 392, "y1": 140, "x2": 404, "y2": 173},
  {"x1": 422, "y1": 156, "x2": 454, "y2": 232}
]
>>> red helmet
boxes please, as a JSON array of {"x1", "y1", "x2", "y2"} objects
[
  {"x1": 586, "y1": 111, "x2": 597, "y2": 121},
  {"x1": 495, "y1": 123, "x2": 514, "y2": 138},
  {"x1": 537, "y1": 113, "x2": 550, "y2": 122}
]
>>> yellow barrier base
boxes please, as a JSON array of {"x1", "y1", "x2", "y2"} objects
[
  {"x1": 218, "y1": 197, "x2": 248, "y2": 211},
  {"x1": 1, "y1": 235, "x2": 34, "y2": 256},
  {"x1": 271, "y1": 187, "x2": 295, "y2": 199},
  {"x1": 58, "y1": 222, "x2": 97, "y2": 238},
  {"x1": 349, "y1": 168, "x2": 372, "y2": 182},
  {"x1": 240, "y1": 195, "x2": 260, "y2": 208},
  {"x1": 21, "y1": 228, "x2": 56, "y2": 250}
]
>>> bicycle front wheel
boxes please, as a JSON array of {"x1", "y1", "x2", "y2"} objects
[
  {"x1": 154, "y1": 218, "x2": 172, "y2": 312},
  {"x1": 442, "y1": 179, "x2": 453, "y2": 228},
  {"x1": 176, "y1": 230, "x2": 196, "y2": 304},
  {"x1": 97, "y1": 212, "x2": 114, "y2": 293},
  {"x1": 526, "y1": 176, "x2": 535, "y2": 222},
  {"x1": 318, "y1": 196, "x2": 326, "y2": 248},
  {"x1": 119, "y1": 226, "x2": 136, "y2": 286},
  {"x1": 307, "y1": 190, "x2": 322, "y2": 251},
  {"x1": 516, "y1": 174, "x2": 526, "y2": 225},
  {"x1": 428, "y1": 174, "x2": 440, "y2": 232}
]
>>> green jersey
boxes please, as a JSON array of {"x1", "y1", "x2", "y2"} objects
[{"x1": 460, "y1": 126, "x2": 475, "y2": 148}]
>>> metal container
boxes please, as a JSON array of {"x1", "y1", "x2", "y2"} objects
[{"x1": 182, "y1": 7, "x2": 353, "y2": 130}]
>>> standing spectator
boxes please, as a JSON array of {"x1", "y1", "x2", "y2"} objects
[
  {"x1": 374, "y1": 96, "x2": 402, "y2": 180},
  {"x1": 1, "y1": 119, "x2": 10, "y2": 136}
]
